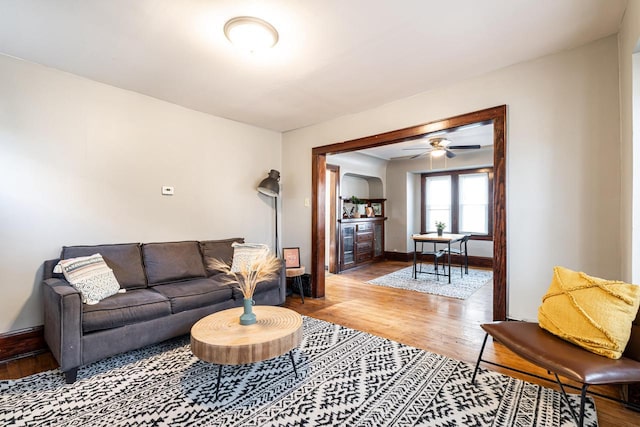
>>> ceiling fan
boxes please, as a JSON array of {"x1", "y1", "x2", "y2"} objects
[{"x1": 402, "y1": 137, "x2": 481, "y2": 159}]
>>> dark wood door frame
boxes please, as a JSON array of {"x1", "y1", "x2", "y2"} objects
[
  {"x1": 326, "y1": 164, "x2": 340, "y2": 273},
  {"x1": 311, "y1": 105, "x2": 507, "y2": 321}
]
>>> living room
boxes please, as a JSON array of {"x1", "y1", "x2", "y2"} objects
[{"x1": 1, "y1": 1, "x2": 640, "y2": 426}]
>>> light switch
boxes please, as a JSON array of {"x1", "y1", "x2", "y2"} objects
[
  {"x1": 161, "y1": 186, "x2": 174, "y2": 196},
  {"x1": 304, "y1": 197, "x2": 310, "y2": 207}
]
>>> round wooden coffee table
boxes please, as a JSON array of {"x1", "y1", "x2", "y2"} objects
[{"x1": 190, "y1": 305, "x2": 303, "y2": 398}]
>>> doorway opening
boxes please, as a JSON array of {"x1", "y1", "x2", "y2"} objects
[{"x1": 311, "y1": 105, "x2": 507, "y2": 321}]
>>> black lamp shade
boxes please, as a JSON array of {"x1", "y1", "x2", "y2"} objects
[{"x1": 257, "y1": 169, "x2": 280, "y2": 197}]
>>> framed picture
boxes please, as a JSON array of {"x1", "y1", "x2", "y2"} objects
[
  {"x1": 283, "y1": 247, "x2": 300, "y2": 268},
  {"x1": 371, "y1": 202, "x2": 382, "y2": 216}
]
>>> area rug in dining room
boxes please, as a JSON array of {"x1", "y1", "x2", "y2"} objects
[
  {"x1": 367, "y1": 265, "x2": 493, "y2": 299},
  {"x1": 0, "y1": 317, "x2": 596, "y2": 426}
]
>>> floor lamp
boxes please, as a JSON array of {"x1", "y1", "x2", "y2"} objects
[{"x1": 257, "y1": 169, "x2": 280, "y2": 257}]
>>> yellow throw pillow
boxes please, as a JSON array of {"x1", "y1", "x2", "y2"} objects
[{"x1": 538, "y1": 266, "x2": 640, "y2": 359}]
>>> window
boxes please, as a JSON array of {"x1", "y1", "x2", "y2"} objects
[
  {"x1": 459, "y1": 173, "x2": 489, "y2": 234},
  {"x1": 421, "y1": 168, "x2": 493, "y2": 238},
  {"x1": 425, "y1": 175, "x2": 451, "y2": 232}
]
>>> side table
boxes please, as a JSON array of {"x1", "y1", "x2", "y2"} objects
[{"x1": 286, "y1": 266, "x2": 305, "y2": 303}]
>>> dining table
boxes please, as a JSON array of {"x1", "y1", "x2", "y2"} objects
[{"x1": 412, "y1": 233, "x2": 467, "y2": 283}]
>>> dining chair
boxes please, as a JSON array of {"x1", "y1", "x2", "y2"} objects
[
  {"x1": 418, "y1": 241, "x2": 445, "y2": 280},
  {"x1": 442, "y1": 234, "x2": 470, "y2": 277}
]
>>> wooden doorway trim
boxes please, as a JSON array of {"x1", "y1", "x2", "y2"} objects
[
  {"x1": 311, "y1": 105, "x2": 507, "y2": 320},
  {"x1": 326, "y1": 164, "x2": 340, "y2": 273}
]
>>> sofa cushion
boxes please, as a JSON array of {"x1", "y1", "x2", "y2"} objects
[
  {"x1": 62, "y1": 243, "x2": 146, "y2": 290},
  {"x1": 142, "y1": 241, "x2": 206, "y2": 285},
  {"x1": 230, "y1": 242, "x2": 270, "y2": 272},
  {"x1": 82, "y1": 289, "x2": 171, "y2": 333},
  {"x1": 199, "y1": 238, "x2": 244, "y2": 276},
  {"x1": 55, "y1": 254, "x2": 122, "y2": 305},
  {"x1": 151, "y1": 278, "x2": 233, "y2": 314}
]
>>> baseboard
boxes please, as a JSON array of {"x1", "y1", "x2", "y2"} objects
[
  {"x1": 384, "y1": 252, "x2": 493, "y2": 269},
  {"x1": 384, "y1": 251, "x2": 413, "y2": 262},
  {"x1": 460, "y1": 255, "x2": 493, "y2": 269},
  {"x1": 0, "y1": 326, "x2": 48, "y2": 362}
]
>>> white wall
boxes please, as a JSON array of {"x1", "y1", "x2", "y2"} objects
[
  {"x1": 341, "y1": 175, "x2": 370, "y2": 200},
  {"x1": 618, "y1": 0, "x2": 640, "y2": 283},
  {"x1": 0, "y1": 54, "x2": 281, "y2": 333},
  {"x1": 407, "y1": 172, "x2": 421, "y2": 250},
  {"x1": 282, "y1": 36, "x2": 621, "y2": 321},
  {"x1": 327, "y1": 152, "x2": 387, "y2": 196}
]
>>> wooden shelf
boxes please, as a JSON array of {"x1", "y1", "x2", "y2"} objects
[
  {"x1": 341, "y1": 197, "x2": 386, "y2": 219},
  {"x1": 339, "y1": 217, "x2": 387, "y2": 223}
]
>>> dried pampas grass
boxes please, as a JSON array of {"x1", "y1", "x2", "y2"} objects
[{"x1": 208, "y1": 253, "x2": 281, "y2": 299}]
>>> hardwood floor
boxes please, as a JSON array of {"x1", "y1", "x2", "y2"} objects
[
  {"x1": 0, "y1": 351, "x2": 57, "y2": 380},
  {"x1": 283, "y1": 260, "x2": 640, "y2": 427},
  {"x1": 2, "y1": 260, "x2": 638, "y2": 426}
]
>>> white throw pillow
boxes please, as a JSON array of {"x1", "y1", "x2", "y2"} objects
[
  {"x1": 230, "y1": 242, "x2": 270, "y2": 272},
  {"x1": 55, "y1": 253, "x2": 123, "y2": 305}
]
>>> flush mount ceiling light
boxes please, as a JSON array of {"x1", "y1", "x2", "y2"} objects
[{"x1": 224, "y1": 16, "x2": 279, "y2": 52}]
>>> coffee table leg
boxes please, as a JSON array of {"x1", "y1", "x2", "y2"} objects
[
  {"x1": 215, "y1": 364, "x2": 223, "y2": 399},
  {"x1": 289, "y1": 350, "x2": 298, "y2": 378}
]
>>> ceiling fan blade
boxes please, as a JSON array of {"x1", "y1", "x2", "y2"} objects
[
  {"x1": 448, "y1": 145, "x2": 481, "y2": 149},
  {"x1": 445, "y1": 149, "x2": 456, "y2": 159},
  {"x1": 403, "y1": 147, "x2": 431, "y2": 151}
]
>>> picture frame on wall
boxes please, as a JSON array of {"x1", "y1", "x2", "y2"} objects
[{"x1": 283, "y1": 247, "x2": 301, "y2": 268}]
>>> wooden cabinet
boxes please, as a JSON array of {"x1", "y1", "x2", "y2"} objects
[
  {"x1": 340, "y1": 223, "x2": 356, "y2": 270},
  {"x1": 339, "y1": 218, "x2": 385, "y2": 271},
  {"x1": 373, "y1": 221, "x2": 384, "y2": 257},
  {"x1": 355, "y1": 221, "x2": 373, "y2": 263},
  {"x1": 337, "y1": 197, "x2": 386, "y2": 272}
]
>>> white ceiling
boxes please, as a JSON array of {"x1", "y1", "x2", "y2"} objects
[
  {"x1": 0, "y1": 0, "x2": 627, "y2": 132},
  {"x1": 358, "y1": 122, "x2": 494, "y2": 161}
]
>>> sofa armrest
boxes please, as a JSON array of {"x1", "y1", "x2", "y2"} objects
[{"x1": 42, "y1": 278, "x2": 83, "y2": 372}]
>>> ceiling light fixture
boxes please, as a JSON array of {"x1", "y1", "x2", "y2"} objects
[
  {"x1": 431, "y1": 149, "x2": 447, "y2": 158},
  {"x1": 224, "y1": 16, "x2": 279, "y2": 52}
]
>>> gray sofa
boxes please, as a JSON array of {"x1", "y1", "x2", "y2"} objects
[{"x1": 42, "y1": 239, "x2": 286, "y2": 383}]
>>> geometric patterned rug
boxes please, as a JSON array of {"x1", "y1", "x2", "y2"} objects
[
  {"x1": 367, "y1": 266, "x2": 493, "y2": 299},
  {"x1": 0, "y1": 317, "x2": 596, "y2": 426}
]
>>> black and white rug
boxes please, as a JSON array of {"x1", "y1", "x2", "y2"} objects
[
  {"x1": 0, "y1": 317, "x2": 596, "y2": 426},
  {"x1": 367, "y1": 266, "x2": 493, "y2": 299}
]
